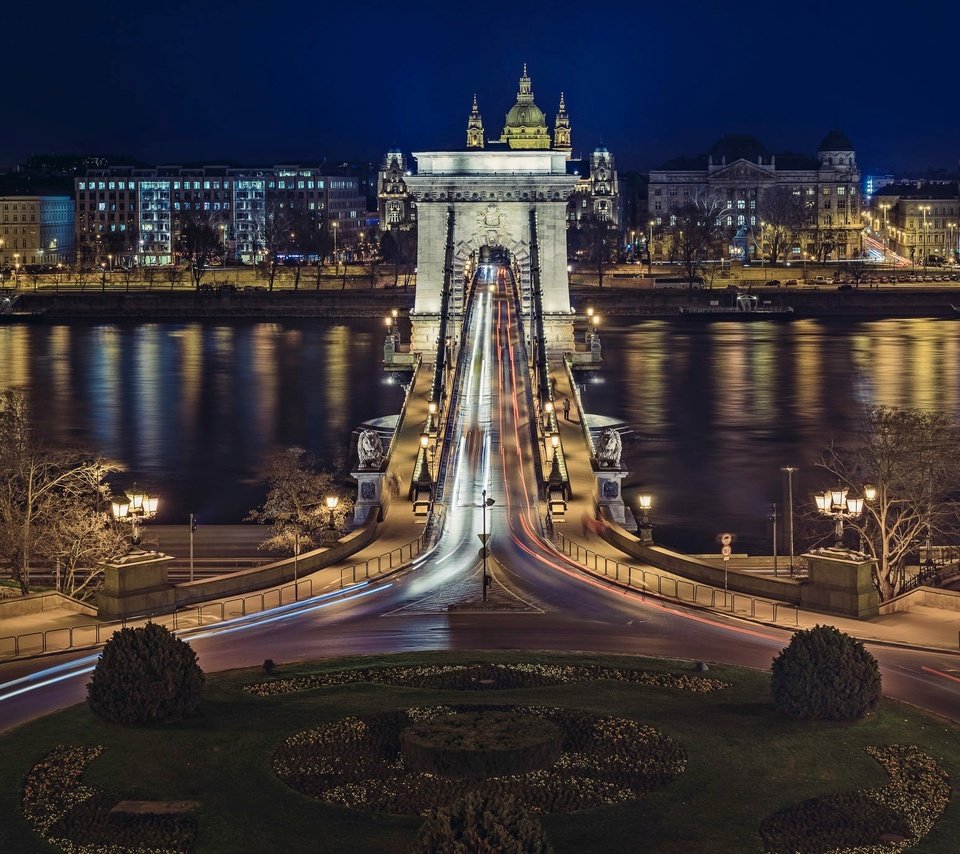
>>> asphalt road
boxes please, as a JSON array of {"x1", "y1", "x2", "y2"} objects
[{"x1": 1, "y1": 266, "x2": 959, "y2": 732}]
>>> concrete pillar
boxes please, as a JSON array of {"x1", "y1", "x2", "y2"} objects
[
  {"x1": 97, "y1": 550, "x2": 176, "y2": 620},
  {"x1": 800, "y1": 548, "x2": 879, "y2": 618}
]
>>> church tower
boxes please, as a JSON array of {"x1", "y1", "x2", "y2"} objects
[
  {"x1": 466, "y1": 94, "x2": 484, "y2": 149},
  {"x1": 553, "y1": 92, "x2": 571, "y2": 153},
  {"x1": 500, "y1": 64, "x2": 551, "y2": 150}
]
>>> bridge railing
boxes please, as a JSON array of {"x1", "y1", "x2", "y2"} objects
[
  {"x1": 0, "y1": 524, "x2": 435, "y2": 661},
  {"x1": 550, "y1": 526, "x2": 799, "y2": 626}
]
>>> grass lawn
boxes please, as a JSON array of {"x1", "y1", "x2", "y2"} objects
[{"x1": 1, "y1": 650, "x2": 957, "y2": 853}]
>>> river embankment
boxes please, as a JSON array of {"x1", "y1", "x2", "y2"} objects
[
  {"x1": 2, "y1": 283, "x2": 958, "y2": 321},
  {"x1": 2, "y1": 288, "x2": 416, "y2": 320},
  {"x1": 569, "y1": 284, "x2": 960, "y2": 318}
]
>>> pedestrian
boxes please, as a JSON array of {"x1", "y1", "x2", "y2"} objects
[
  {"x1": 550, "y1": 376, "x2": 558, "y2": 395},
  {"x1": 563, "y1": 397, "x2": 571, "y2": 421}
]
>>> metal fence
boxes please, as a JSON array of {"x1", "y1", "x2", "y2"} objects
[
  {"x1": 0, "y1": 526, "x2": 432, "y2": 661},
  {"x1": 551, "y1": 528, "x2": 799, "y2": 626}
]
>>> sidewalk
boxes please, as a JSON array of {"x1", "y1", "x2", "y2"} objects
[{"x1": 547, "y1": 362, "x2": 960, "y2": 654}]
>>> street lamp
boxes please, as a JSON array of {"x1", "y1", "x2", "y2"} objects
[
  {"x1": 325, "y1": 494, "x2": 339, "y2": 530},
  {"x1": 420, "y1": 430, "x2": 437, "y2": 477},
  {"x1": 111, "y1": 486, "x2": 160, "y2": 549},
  {"x1": 780, "y1": 466, "x2": 798, "y2": 574},
  {"x1": 543, "y1": 399, "x2": 554, "y2": 429},
  {"x1": 481, "y1": 489, "x2": 495, "y2": 601},
  {"x1": 637, "y1": 494, "x2": 653, "y2": 543},
  {"x1": 814, "y1": 486, "x2": 864, "y2": 549}
]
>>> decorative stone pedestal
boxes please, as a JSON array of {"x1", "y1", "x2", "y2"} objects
[
  {"x1": 800, "y1": 548, "x2": 879, "y2": 618},
  {"x1": 410, "y1": 314, "x2": 441, "y2": 362},
  {"x1": 543, "y1": 316, "x2": 575, "y2": 355},
  {"x1": 352, "y1": 469, "x2": 386, "y2": 525},
  {"x1": 383, "y1": 335, "x2": 395, "y2": 364},
  {"x1": 97, "y1": 549, "x2": 176, "y2": 620},
  {"x1": 594, "y1": 468, "x2": 635, "y2": 530}
]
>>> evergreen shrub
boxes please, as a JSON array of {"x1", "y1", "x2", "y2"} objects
[
  {"x1": 771, "y1": 625, "x2": 881, "y2": 720},
  {"x1": 87, "y1": 622, "x2": 204, "y2": 725}
]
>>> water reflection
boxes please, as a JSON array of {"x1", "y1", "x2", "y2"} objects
[
  {"x1": 589, "y1": 317, "x2": 960, "y2": 553},
  {"x1": 0, "y1": 320, "x2": 404, "y2": 525}
]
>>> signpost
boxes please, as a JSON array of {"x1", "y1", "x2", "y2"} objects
[{"x1": 718, "y1": 532, "x2": 734, "y2": 610}]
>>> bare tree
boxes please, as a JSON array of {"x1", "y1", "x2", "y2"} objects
[
  {"x1": 382, "y1": 226, "x2": 416, "y2": 289},
  {"x1": 246, "y1": 447, "x2": 355, "y2": 553},
  {"x1": 39, "y1": 498, "x2": 127, "y2": 599},
  {"x1": 670, "y1": 195, "x2": 728, "y2": 288},
  {"x1": 261, "y1": 202, "x2": 294, "y2": 291},
  {"x1": 74, "y1": 242, "x2": 95, "y2": 291},
  {"x1": 572, "y1": 214, "x2": 618, "y2": 288},
  {"x1": 817, "y1": 406, "x2": 960, "y2": 600},
  {"x1": 0, "y1": 390, "x2": 123, "y2": 594},
  {"x1": 758, "y1": 186, "x2": 807, "y2": 264},
  {"x1": 178, "y1": 210, "x2": 224, "y2": 289},
  {"x1": 165, "y1": 265, "x2": 184, "y2": 290},
  {"x1": 843, "y1": 255, "x2": 871, "y2": 288}
]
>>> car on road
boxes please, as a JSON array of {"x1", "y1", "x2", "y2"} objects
[
  {"x1": 837, "y1": 283, "x2": 853, "y2": 291},
  {"x1": 764, "y1": 279, "x2": 781, "y2": 287},
  {"x1": 784, "y1": 278, "x2": 799, "y2": 286}
]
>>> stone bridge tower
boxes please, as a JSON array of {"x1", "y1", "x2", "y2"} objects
[{"x1": 407, "y1": 68, "x2": 577, "y2": 358}]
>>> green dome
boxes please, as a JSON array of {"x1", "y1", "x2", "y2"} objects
[{"x1": 504, "y1": 102, "x2": 547, "y2": 131}]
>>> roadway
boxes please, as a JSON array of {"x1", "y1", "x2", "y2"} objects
[{"x1": 1, "y1": 264, "x2": 959, "y2": 731}]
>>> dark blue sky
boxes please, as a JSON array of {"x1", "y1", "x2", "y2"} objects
[{"x1": 5, "y1": 0, "x2": 958, "y2": 173}]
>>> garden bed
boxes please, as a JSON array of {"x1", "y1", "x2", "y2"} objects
[{"x1": 0, "y1": 651, "x2": 956, "y2": 853}]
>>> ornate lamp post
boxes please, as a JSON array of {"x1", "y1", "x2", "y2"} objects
[
  {"x1": 325, "y1": 494, "x2": 339, "y2": 527},
  {"x1": 814, "y1": 486, "x2": 864, "y2": 549},
  {"x1": 111, "y1": 487, "x2": 160, "y2": 549},
  {"x1": 638, "y1": 494, "x2": 653, "y2": 543}
]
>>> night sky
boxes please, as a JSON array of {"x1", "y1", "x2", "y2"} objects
[{"x1": 5, "y1": 0, "x2": 958, "y2": 173}]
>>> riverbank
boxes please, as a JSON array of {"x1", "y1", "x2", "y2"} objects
[
  {"x1": 2, "y1": 288, "x2": 416, "y2": 320},
  {"x1": 3, "y1": 282, "x2": 958, "y2": 321},
  {"x1": 570, "y1": 283, "x2": 960, "y2": 318}
]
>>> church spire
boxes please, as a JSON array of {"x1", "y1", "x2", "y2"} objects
[
  {"x1": 554, "y1": 91, "x2": 571, "y2": 153},
  {"x1": 517, "y1": 63, "x2": 534, "y2": 104},
  {"x1": 466, "y1": 93, "x2": 484, "y2": 149}
]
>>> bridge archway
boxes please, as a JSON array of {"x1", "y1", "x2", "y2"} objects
[{"x1": 405, "y1": 150, "x2": 577, "y2": 358}]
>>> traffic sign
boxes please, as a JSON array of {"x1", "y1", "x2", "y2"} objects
[
  {"x1": 479, "y1": 546, "x2": 489, "y2": 559},
  {"x1": 478, "y1": 533, "x2": 490, "y2": 545},
  {"x1": 720, "y1": 533, "x2": 733, "y2": 546},
  {"x1": 721, "y1": 545, "x2": 732, "y2": 557}
]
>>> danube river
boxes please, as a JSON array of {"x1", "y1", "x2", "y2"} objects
[{"x1": 2, "y1": 316, "x2": 958, "y2": 553}]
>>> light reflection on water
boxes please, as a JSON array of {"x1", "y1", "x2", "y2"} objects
[
  {"x1": 0, "y1": 320, "x2": 406, "y2": 525},
  {"x1": 3, "y1": 317, "x2": 959, "y2": 551},
  {"x1": 586, "y1": 317, "x2": 960, "y2": 553}
]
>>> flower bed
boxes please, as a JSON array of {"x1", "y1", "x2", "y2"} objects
[
  {"x1": 21, "y1": 744, "x2": 196, "y2": 854},
  {"x1": 273, "y1": 704, "x2": 686, "y2": 815},
  {"x1": 246, "y1": 661, "x2": 728, "y2": 697},
  {"x1": 759, "y1": 744, "x2": 951, "y2": 853}
]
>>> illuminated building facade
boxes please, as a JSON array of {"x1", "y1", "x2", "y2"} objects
[
  {"x1": 0, "y1": 196, "x2": 75, "y2": 268},
  {"x1": 870, "y1": 182, "x2": 960, "y2": 265},
  {"x1": 378, "y1": 150, "x2": 416, "y2": 231},
  {"x1": 75, "y1": 166, "x2": 365, "y2": 265},
  {"x1": 648, "y1": 131, "x2": 861, "y2": 261}
]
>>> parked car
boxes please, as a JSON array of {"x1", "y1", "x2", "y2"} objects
[
  {"x1": 784, "y1": 278, "x2": 799, "y2": 287},
  {"x1": 217, "y1": 283, "x2": 239, "y2": 295},
  {"x1": 813, "y1": 275, "x2": 833, "y2": 284}
]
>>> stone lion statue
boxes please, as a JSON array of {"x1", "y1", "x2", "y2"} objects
[
  {"x1": 596, "y1": 427, "x2": 622, "y2": 469},
  {"x1": 357, "y1": 429, "x2": 384, "y2": 470}
]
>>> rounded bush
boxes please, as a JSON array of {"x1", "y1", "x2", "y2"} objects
[
  {"x1": 771, "y1": 625, "x2": 881, "y2": 720},
  {"x1": 412, "y1": 791, "x2": 553, "y2": 854},
  {"x1": 87, "y1": 622, "x2": 204, "y2": 725}
]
